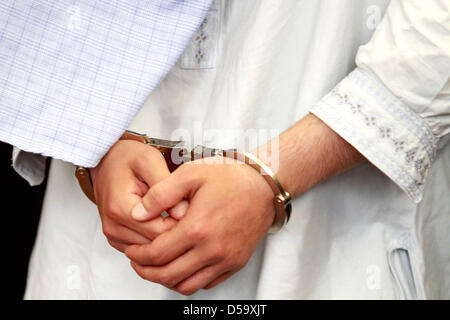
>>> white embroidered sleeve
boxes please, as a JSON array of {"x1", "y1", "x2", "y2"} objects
[{"x1": 310, "y1": 0, "x2": 450, "y2": 203}]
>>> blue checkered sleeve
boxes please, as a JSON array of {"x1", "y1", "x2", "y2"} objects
[{"x1": 0, "y1": 0, "x2": 212, "y2": 167}]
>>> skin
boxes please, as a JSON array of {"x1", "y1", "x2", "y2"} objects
[
  {"x1": 91, "y1": 113, "x2": 365, "y2": 295},
  {"x1": 126, "y1": 156, "x2": 275, "y2": 294},
  {"x1": 90, "y1": 139, "x2": 185, "y2": 252}
]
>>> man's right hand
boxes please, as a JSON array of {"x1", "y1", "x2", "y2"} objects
[{"x1": 89, "y1": 139, "x2": 187, "y2": 253}]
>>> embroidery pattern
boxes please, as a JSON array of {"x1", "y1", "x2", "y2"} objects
[
  {"x1": 180, "y1": 0, "x2": 219, "y2": 69},
  {"x1": 194, "y1": 18, "x2": 208, "y2": 64},
  {"x1": 331, "y1": 87, "x2": 429, "y2": 184}
]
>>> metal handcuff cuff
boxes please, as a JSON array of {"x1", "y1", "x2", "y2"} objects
[{"x1": 75, "y1": 130, "x2": 291, "y2": 234}]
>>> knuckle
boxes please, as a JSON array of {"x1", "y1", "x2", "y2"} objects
[
  {"x1": 147, "y1": 185, "x2": 166, "y2": 208},
  {"x1": 145, "y1": 146, "x2": 164, "y2": 161},
  {"x1": 143, "y1": 222, "x2": 164, "y2": 240},
  {"x1": 160, "y1": 217, "x2": 177, "y2": 232},
  {"x1": 131, "y1": 264, "x2": 151, "y2": 282},
  {"x1": 107, "y1": 240, "x2": 124, "y2": 252},
  {"x1": 224, "y1": 255, "x2": 246, "y2": 270},
  {"x1": 134, "y1": 268, "x2": 147, "y2": 281},
  {"x1": 179, "y1": 163, "x2": 202, "y2": 182},
  {"x1": 209, "y1": 246, "x2": 226, "y2": 261},
  {"x1": 204, "y1": 282, "x2": 218, "y2": 290},
  {"x1": 145, "y1": 249, "x2": 163, "y2": 265},
  {"x1": 150, "y1": 255, "x2": 163, "y2": 266},
  {"x1": 157, "y1": 272, "x2": 176, "y2": 288},
  {"x1": 104, "y1": 204, "x2": 122, "y2": 221},
  {"x1": 135, "y1": 152, "x2": 150, "y2": 168},
  {"x1": 186, "y1": 223, "x2": 208, "y2": 242},
  {"x1": 135, "y1": 151, "x2": 162, "y2": 174},
  {"x1": 102, "y1": 224, "x2": 115, "y2": 240},
  {"x1": 235, "y1": 260, "x2": 246, "y2": 270},
  {"x1": 176, "y1": 286, "x2": 196, "y2": 296},
  {"x1": 234, "y1": 256, "x2": 248, "y2": 270}
]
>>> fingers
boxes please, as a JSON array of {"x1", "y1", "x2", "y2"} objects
[
  {"x1": 129, "y1": 248, "x2": 217, "y2": 289},
  {"x1": 126, "y1": 215, "x2": 178, "y2": 241},
  {"x1": 125, "y1": 221, "x2": 194, "y2": 266},
  {"x1": 107, "y1": 240, "x2": 129, "y2": 253},
  {"x1": 135, "y1": 178, "x2": 149, "y2": 196},
  {"x1": 127, "y1": 184, "x2": 210, "y2": 266},
  {"x1": 203, "y1": 271, "x2": 234, "y2": 290},
  {"x1": 130, "y1": 147, "x2": 170, "y2": 186},
  {"x1": 167, "y1": 199, "x2": 189, "y2": 220},
  {"x1": 103, "y1": 199, "x2": 177, "y2": 244},
  {"x1": 130, "y1": 150, "x2": 172, "y2": 221},
  {"x1": 99, "y1": 167, "x2": 144, "y2": 227},
  {"x1": 132, "y1": 190, "x2": 189, "y2": 222},
  {"x1": 135, "y1": 167, "x2": 201, "y2": 221},
  {"x1": 94, "y1": 140, "x2": 182, "y2": 254},
  {"x1": 175, "y1": 267, "x2": 234, "y2": 296},
  {"x1": 102, "y1": 221, "x2": 152, "y2": 245},
  {"x1": 131, "y1": 201, "x2": 150, "y2": 221}
]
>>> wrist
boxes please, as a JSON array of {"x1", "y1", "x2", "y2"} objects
[
  {"x1": 228, "y1": 150, "x2": 291, "y2": 233},
  {"x1": 252, "y1": 114, "x2": 365, "y2": 200},
  {"x1": 75, "y1": 130, "x2": 176, "y2": 205}
]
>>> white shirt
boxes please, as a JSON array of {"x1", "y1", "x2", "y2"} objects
[{"x1": 23, "y1": 0, "x2": 450, "y2": 299}]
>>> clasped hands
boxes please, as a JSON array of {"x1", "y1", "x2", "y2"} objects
[{"x1": 90, "y1": 139, "x2": 275, "y2": 295}]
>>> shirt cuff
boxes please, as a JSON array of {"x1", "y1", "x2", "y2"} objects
[
  {"x1": 310, "y1": 68, "x2": 437, "y2": 203},
  {"x1": 12, "y1": 147, "x2": 47, "y2": 186}
]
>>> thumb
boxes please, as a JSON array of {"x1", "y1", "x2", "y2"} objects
[
  {"x1": 132, "y1": 198, "x2": 189, "y2": 221},
  {"x1": 133, "y1": 169, "x2": 200, "y2": 222},
  {"x1": 167, "y1": 199, "x2": 189, "y2": 220},
  {"x1": 129, "y1": 147, "x2": 171, "y2": 221},
  {"x1": 130, "y1": 147, "x2": 171, "y2": 187}
]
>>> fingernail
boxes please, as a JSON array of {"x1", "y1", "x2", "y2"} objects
[
  {"x1": 169, "y1": 200, "x2": 189, "y2": 220},
  {"x1": 132, "y1": 202, "x2": 149, "y2": 221}
]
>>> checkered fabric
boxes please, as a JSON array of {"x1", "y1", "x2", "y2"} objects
[{"x1": 0, "y1": 0, "x2": 212, "y2": 167}]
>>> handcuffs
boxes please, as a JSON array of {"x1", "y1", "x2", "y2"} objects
[{"x1": 75, "y1": 130, "x2": 291, "y2": 234}]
